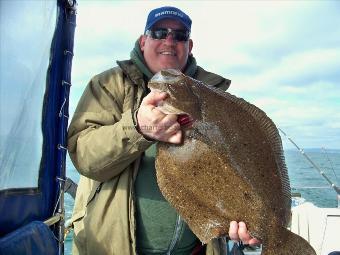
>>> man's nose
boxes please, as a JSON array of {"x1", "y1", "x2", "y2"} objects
[{"x1": 164, "y1": 33, "x2": 177, "y2": 45}]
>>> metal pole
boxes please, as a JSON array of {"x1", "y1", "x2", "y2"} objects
[
  {"x1": 279, "y1": 128, "x2": 340, "y2": 197},
  {"x1": 57, "y1": 175, "x2": 65, "y2": 255}
]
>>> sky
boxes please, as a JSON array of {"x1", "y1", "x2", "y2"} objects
[{"x1": 70, "y1": 0, "x2": 340, "y2": 150}]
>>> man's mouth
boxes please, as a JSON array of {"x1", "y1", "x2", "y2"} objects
[{"x1": 159, "y1": 50, "x2": 176, "y2": 56}]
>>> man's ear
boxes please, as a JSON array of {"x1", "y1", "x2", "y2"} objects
[
  {"x1": 139, "y1": 35, "x2": 146, "y2": 52},
  {"x1": 188, "y1": 39, "x2": 193, "y2": 54}
]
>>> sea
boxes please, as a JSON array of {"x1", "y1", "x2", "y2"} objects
[{"x1": 64, "y1": 148, "x2": 340, "y2": 254}]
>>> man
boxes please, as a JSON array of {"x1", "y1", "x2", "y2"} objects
[{"x1": 68, "y1": 6, "x2": 259, "y2": 255}]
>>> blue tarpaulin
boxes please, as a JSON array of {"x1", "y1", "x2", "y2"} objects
[{"x1": 0, "y1": 221, "x2": 58, "y2": 255}]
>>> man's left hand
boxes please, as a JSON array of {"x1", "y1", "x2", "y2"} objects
[{"x1": 228, "y1": 221, "x2": 261, "y2": 246}]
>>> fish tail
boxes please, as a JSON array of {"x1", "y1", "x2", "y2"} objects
[{"x1": 261, "y1": 227, "x2": 316, "y2": 255}]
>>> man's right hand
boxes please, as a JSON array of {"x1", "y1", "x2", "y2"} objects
[{"x1": 136, "y1": 91, "x2": 182, "y2": 144}]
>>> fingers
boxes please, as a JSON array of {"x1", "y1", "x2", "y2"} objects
[
  {"x1": 238, "y1": 221, "x2": 251, "y2": 244},
  {"x1": 158, "y1": 112, "x2": 178, "y2": 130},
  {"x1": 229, "y1": 221, "x2": 262, "y2": 246},
  {"x1": 137, "y1": 92, "x2": 182, "y2": 143},
  {"x1": 167, "y1": 130, "x2": 182, "y2": 144},
  {"x1": 152, "y1": 116, "x2": 181, "y2": 142},
  {"x1": 228, "y1": 221, "x2": 239, "y2": 241},
  {"x1": 248, "y1": 237, "x2": 261, "y2": 246}
]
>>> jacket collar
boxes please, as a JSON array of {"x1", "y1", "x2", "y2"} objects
[
  {"x1": 117, "y1": 59, "x2": 231, "y2": 93},
  {"x1": 117, "y1": 40, "x2": 230, "y2": 91},
  {"x1": 194, "y1": 66, "x2": 231, "y2": 91},
  {"x1": 116, "y1": 60, "x2": 146, "y2": 89}
]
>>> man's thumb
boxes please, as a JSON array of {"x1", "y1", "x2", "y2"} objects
[{"x1": 142, "y1": 90, "x2": 167, "y2": 106}]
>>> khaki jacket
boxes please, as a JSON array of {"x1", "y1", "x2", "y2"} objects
[{"x1": 68, "y1": 60, "x2": 231, "y2": 255}]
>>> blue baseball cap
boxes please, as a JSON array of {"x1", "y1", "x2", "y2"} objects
[{"x1": 144, "y1": 6, "x2": 192, "y2": 33}]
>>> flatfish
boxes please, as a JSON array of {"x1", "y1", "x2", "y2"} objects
[{"x1": 148, "y1": 69, "x2": 316, "y2": 255}]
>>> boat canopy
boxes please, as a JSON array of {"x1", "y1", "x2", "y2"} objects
[{"x1": 0, "y1": 0, "x2": 76, "y2": 254}]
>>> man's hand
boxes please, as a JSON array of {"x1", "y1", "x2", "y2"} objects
[
  {"x1": 137, "y1": 91, "x2": 182, "y2": 144},
  {"x1": 229, "y1": 221, "x2": 261, "y2": 246}
]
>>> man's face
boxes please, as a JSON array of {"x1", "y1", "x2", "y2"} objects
[{"x1": 139, "y1": 19, "x2": 193, "y2": 74}]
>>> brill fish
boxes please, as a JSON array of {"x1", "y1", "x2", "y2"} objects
[{"x1": 148, "y1": 69, "x2": 316, "y2": 255}]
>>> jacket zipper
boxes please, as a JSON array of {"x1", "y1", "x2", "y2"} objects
[{"x1": 166, "y1": 214, "x2": 183, "y2": 255}]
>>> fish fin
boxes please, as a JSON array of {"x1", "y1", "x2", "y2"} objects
[
  {"x1": 212, "y1": 87, "x2": 288, "y2": 180},
  {"x1": 262, "y1": 227, "x2": 316, "y2": 255},
  {"x1": 203, "y1": 84, "x2": 291, "y2": 216}
]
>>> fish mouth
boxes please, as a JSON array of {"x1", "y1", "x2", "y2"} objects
[
  {"x1": 156, "y1": 103, "x2": 194, "y2": 128},
  {"x1": 149, "y1": 69, "x2": 183, "y2": 85},
  {"x1": 177, "y1": 114, "x2": 194, "y2": 128}
]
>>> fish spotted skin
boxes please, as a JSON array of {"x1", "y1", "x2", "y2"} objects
[{"x1": 149, "y1": 69, "x2": 316, "y2": 255}]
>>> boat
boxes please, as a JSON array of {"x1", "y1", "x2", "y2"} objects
[
  {"x1": 238, "y1": 197, "x2": 340, "y2": 255},
  {"x1": 0, "y1": 1, "x2": 339, "y2": 255},
  {"x1": 238, "y1": 134, "x2": 340, "y2": 255},
  {"x1": 281, "y1": 130, "x2": 340, "y2": 255}
]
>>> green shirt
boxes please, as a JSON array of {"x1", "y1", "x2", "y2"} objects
[{"x1": 135, "y1": 144, "x2": 198, "y2": 254}]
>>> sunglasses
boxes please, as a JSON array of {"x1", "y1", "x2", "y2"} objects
[{"x1": 146, "y1": 28, "x2": 190, "y2": 42}]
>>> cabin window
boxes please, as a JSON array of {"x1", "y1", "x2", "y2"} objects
[{"x1": 0, "y1": 1, "x2": 57, "y2": 190}]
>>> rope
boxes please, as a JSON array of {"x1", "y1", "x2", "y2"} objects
[{"x1": 322, "y1": 147, "x2": 339, "y2": 185}]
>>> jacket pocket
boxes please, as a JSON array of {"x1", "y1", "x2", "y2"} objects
[
  {"x1": 70, "y1": 181, "x2": 103, "y2": 255},
  {"x1": 71, "y1": 209, "x2": 87, "y2": 255},
  {"x1": 70, "y1": 180, "x2": 102, "y2": 231}
]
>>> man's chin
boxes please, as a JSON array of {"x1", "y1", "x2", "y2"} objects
[
  {"x1": 151, "y1": 63, "x2": 183, "y2": 73},
  {"x1": 159, "y1": 64, "x2": 181, "y2": 71}
]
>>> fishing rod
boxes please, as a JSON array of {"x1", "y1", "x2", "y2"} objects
[{"x1": 278, "y1": 128, "x2": 340, "y2": 196}]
